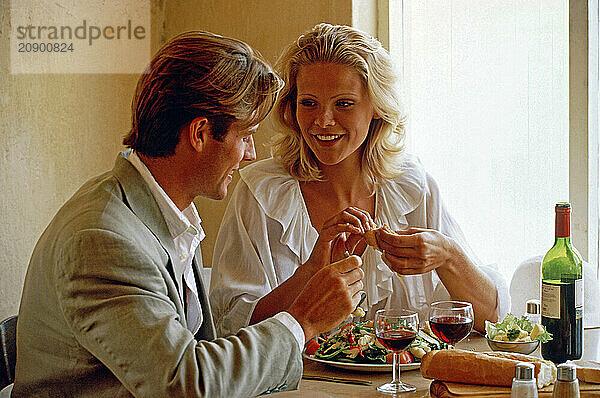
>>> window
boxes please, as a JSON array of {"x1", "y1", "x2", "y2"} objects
[{"x1": 386, "y1": 0, "x2": 598, "y2": 281}]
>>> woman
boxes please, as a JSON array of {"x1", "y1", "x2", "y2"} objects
[{"x1": 209, "y1": 23, "x2": 510, "y2": 337}]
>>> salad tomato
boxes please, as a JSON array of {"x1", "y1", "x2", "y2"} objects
[
  {"x1": 386, "y1": 351, "x2": 414, "y2": 364},
  {"x1": 305, "y1": 339, "x2": 320, "y2": 355}
]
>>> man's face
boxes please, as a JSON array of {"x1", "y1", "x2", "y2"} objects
[{"x1": 195, "y1": 122, "x2": 257, "y2": 200}]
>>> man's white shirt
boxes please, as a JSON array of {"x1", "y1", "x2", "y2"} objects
[{"x1": 128, "y1": 151, "x2": 304, "y2": 348}]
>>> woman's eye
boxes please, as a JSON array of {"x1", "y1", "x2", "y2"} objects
[
  {"x1": 298, "y1": 99, "x2": 316, "y2": 107},
  {"x1": 336, "y1": 100, "x2": 353, "y2": 108}
]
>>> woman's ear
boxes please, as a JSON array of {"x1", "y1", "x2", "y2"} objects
[{"x1": 188, "y1": 116, "x2": 210, "y2": 152}]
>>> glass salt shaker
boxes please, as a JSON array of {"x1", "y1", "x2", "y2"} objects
[
  {"x1": 526, "y1": 299, "x2": 541, "y2": 325},
  {"x1": 511, "y1": 362, "x2": 538, "y2": 398},
  {"x1": 552, "y1": 363, "x2": 580, "y2": 398}
]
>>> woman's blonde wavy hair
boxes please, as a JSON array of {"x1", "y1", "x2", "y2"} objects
[{"x1": 272, "y1": 23, "x2": 406, "y2": 182}]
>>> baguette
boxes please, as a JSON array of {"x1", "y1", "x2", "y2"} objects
[
  {"x1": 420, "y1": 349, "x2": 556, "y2": 388},
  {"x1": 573, "y1": 360, "x2": 600, "y2": 384}
]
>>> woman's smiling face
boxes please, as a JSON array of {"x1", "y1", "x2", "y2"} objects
[{"x1": 295, "y1": 62, "x2": 378, "y2": 168}]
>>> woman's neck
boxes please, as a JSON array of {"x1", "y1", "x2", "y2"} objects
[
  {"x1": 301, "y1": 158, "x2": 374, "y2": 213},
  {"x1": 318, "y1": 154, "x2": 372, "y2": 199}
]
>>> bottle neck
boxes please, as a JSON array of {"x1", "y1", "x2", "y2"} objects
[
  {"x1": 555, "y1": 208, "x2": 571, "y2": 238},
  {"x1": 554, "y1": 236, "x2": 572, "y2": 246}
]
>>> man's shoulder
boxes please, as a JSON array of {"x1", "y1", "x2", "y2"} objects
[{"x1": 47, "y1": 168, "x2": 148, "y2": 245}]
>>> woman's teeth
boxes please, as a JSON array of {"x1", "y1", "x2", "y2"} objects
[{"x1": 315, "y1": 134, "x2": 341, "y2": 141}]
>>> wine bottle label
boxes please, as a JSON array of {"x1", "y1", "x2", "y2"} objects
[
  {"x1": 576, "y1": 278, "x2": 583, "y2": 319},
  {"x1": 541, "y1": 282, "x2": 560, "y2": 319}
]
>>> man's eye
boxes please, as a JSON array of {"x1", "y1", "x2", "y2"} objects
[{"x1": 299, "y1": 99, "x2": 316, "y2": 107}]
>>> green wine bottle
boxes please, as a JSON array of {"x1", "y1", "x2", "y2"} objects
[{"x1": 541, "y1": 203, "x2": 583, "y2": 363}]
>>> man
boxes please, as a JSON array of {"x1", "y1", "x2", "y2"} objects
[{"x1": 13, "y1": 31, "x2": 364, "y2": 397}]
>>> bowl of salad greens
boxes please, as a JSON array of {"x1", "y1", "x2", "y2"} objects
[{"x1": 485, "y1": 313, "x2": 552, "y2": 355}]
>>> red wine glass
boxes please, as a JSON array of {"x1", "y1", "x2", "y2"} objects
[
  {"x1": 374, "y1": 309, "x2": 419, "y2": 394},
  {"x1": 428, "y1": 301, "x2": 474, "y2": 347}
]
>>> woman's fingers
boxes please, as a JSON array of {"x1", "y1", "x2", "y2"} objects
[
  {"x1": 310, "y1": 207, "x2": 374, "y2": 269},
  {"x1": 381, "y1": 251, "x2": 437, "y2": 274},
  {"x1": 377, "y1": 228, "x2": 452, "y2": 275},
  {"x1": 377, "y1": 227, "x2": 422, "y2": 247},
  {"x1": 320, "y1": 207, "x2": 375, "y2": 239},
  {"x1": 331, "y1": 234, "x2": 350, "y2": 262}
]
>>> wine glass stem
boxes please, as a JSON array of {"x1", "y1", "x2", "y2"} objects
[{"x1": 393, "y1": 352, "x2": 401, "y2": 385}]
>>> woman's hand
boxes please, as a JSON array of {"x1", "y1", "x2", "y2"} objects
[
  {"x1": 304, "y1": 207, "x2": 374, "y2": 273},
  {"x1": 375, "y1": 227, "x2": 499, "y2": 331},
  {"x1": 376, "y1": 227, "x2": 457, "y2": 275}
]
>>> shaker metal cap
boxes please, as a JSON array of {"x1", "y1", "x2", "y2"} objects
[
  {"x1": 515, "y1": 362, "x2": 535, "y2": 380},
  {"x1": 557, "y1": 363, "x2": 577, "y2": 381},
  {"x1": 526, "y1": 299, "x2": 540, "y2": 315}
]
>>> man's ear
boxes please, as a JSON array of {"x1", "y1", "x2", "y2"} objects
[{"x1": 188, "y1": 117, "x2": 210, "y2": 152}]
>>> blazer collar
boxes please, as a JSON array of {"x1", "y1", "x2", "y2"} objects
[{"x1": 112, "y1": 150, "x2": 179, "y2": 268}]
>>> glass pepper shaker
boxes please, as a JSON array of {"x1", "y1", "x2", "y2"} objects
[
  {"x1": 553, "y1": 363, "x2": 580, "y2": 398},
  {"x1": 511, "y1": 362, "x2": 538, "y2": 398}
]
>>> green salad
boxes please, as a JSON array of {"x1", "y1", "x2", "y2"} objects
[
  {"x1": 308, "y1": 320, "x2": 447, "y2": 364},
  {"x1": 485, "y1": 313, "x2": 552, "y2": 343}
]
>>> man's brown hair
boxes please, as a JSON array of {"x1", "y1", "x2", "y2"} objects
[{"x1": 124, "y1": 31, "x2": 283, "y2": 157}]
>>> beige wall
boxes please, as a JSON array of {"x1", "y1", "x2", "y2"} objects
[
  {"x1": 0, "y1": 0, "x2": 377, "y2": 319},
  {"x1": 163, "y1": 0, "x2": 360, "y2": 268},
  {"x1": 0, "y1": 1, "x2": 166, "y2": 320}
]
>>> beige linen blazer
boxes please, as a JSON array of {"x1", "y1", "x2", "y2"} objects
[{"x1": 13, "y1": 151, "x2": 302, "y2": 397}]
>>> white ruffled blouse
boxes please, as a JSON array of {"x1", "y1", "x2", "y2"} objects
[{"x1": 209, "y1": 156, "x2": 510, "y2": 337}]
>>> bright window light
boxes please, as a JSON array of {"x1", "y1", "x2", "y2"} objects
[{"x1": 389, "y1": 0, "x2": 569, "y2": 281}]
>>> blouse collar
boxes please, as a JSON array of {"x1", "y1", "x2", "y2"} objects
[{"x1": 239, "y1": 155, "x2": 427, "y2": 265}]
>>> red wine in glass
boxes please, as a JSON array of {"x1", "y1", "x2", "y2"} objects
[
  {"x1": 377, "y1": 329, "x2": 417, "y2": 352},
  {"x1": 429, "y1": 315, "x2": 473, "y2": 345},
  {"x1": 374, "y1": 309, "x2": 419, "y2": 394},
  {"x1": 428, "y1": 301, "x2": 474, "y2": 347}
]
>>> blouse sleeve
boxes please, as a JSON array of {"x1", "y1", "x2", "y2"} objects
[
  {"x1": 209, "y1": 180, "x2": 278, "y2": 337},
  {"x1": 422, "y1": 172, "x2": 511, "y2": 319}
]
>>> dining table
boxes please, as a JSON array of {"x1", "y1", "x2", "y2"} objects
[{"x1": 275, "y1": 329, "x2": 600, "y2": 397}]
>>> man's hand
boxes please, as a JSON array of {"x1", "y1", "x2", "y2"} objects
[{"x1": 287, "y1": 255, "x2": 364, "y2": 342}]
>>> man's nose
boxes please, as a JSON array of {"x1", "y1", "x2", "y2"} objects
[
  {"x1": 315, "y1": 106, "x2": 335, "y2": 128},
  {"x1": 244, "y1": 135, "x2": 256, "y2": 161}
]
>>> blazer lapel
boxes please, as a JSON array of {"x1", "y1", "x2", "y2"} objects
[
  {"x1": 111, "y1": 151, "x2": 186, "y2": 320},
  {"x1": 192, "y1": 253, "x2": 216, "y2": 340}
]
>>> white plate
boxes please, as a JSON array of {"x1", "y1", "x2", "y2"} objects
[{"x1": 303, "y1": 353, "x2": 421, "y2": 372}]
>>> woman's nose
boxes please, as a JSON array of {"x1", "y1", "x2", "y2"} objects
[{"x1": 315, "y1": 106, "x2": 335, "y2": 128}]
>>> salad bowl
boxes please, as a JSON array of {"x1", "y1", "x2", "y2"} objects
[
  {"x1": 486, "y1": 338, "x2": 539, "y2": 355},
  {"x1": 484, "y1": 313, "x2": 551, "y2": 355}
]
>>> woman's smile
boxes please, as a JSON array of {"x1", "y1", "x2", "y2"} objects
[{"x1": 296, "y1": 62, "x2": 377, "y2": 166}]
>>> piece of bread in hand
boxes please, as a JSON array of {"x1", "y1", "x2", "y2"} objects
[
  {"x1": 420, "y1": 349, "x2": 556, "y2": 388},
  {"x1": 363, "y1": 224, "x2": 395, "y2": 251}
]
